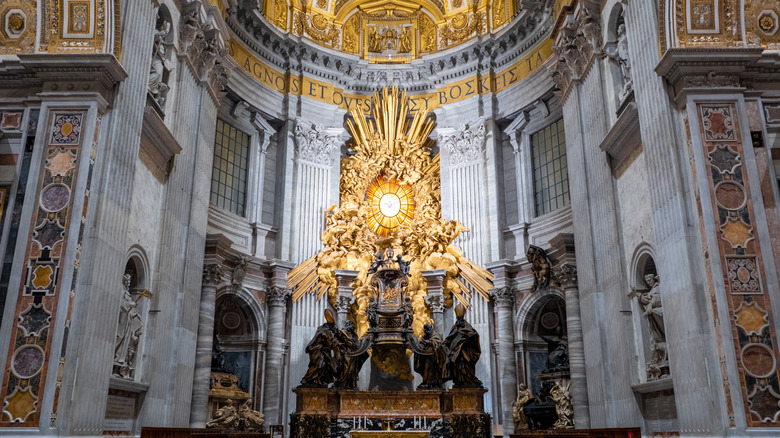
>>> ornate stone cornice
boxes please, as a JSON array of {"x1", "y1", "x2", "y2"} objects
[
  {"x1": 553, "y1": 263, "x2": 578, "y2": 289},
  {"x1": 547, "y1": 5, "x2": 602, "y2": 102},
  {"x1": 1, "y1": 54, "x2": 128, "y2": 109},
  {"x1": 439, "y1": 123, "x2": 486, "y2": 167},
  {"x1": 203, "y1": 264, "x2": 225, "y2": 286},
  {"x1": 267, "y1": 286, "x2": 291, "y2": 307},
  {"x1": 654, "y1": 48, "x2": 774, "y2": 108},
  {"x1": 491, "y1": 287, "x2": 515, "y2": 308},
  {"x1": 294, "y1": 119, "x2": 343, "y2": 164}
]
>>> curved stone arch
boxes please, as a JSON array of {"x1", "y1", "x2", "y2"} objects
[
  {"x1": 629, "y1": 241, "x2": 657, "y2": 290},
  {"x1": 155, "y1": 3, "x2": 175, "y2": 46},
  {"x1": 514, "y1": 287, "x2": 565, "y2": 342},
  {"x1": 216, "y1": 285, "x2": 267, "y2": 342},
  {"x1": 333, "y1": 0, "x2": 447, "y2": 23},
  {"x1": 604, "y1": 0, "x2": 625, "y2": 41},
  {"x1": 124, "y1": 245, "x2": 150, "y2": 291}
]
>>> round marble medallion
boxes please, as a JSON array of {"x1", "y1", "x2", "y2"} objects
[
  {"x1": 715, "y1": 181, "x2": 746, "y2": 210},
  {"x1": 222, "y1": 311, "x2": 241, "y2": 329},
  {"x1": 11, "y1": 344, "x2": 45, "y2": 379},
  {"x1": 39, "y1": 183, "x2": 71, "y2": 212},
  {"x1": 741, "y1": 343, "x2": 776, "y2": 378},
  {"x1": 541, "y1": 312, "x2": 560, "y2": 330}
]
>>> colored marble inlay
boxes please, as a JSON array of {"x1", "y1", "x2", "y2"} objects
[
  {"x1": 0, "y1": 111, "x2": 86, "y2": 427},
  {"x1": 702, "y1": 105, "x2": 736, "y2": 141},
  {"x1": 11, "y1": 345, "x2": 44, "y2": 379},
  {"x1": 727, "y1": 256, "x2": 762, "y2": 293},
  {"x1": 51, "y1": 114, "x2": 82, "y2": 144},
  {"x1": 734, "y1": 301, "x2": 769, "y2": 336},
  {"x1": 696, "y1": 103, "x2": 780, "y2": 427}
]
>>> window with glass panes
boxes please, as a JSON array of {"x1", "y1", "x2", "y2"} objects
[
  {"x1": 210, "y1": 119, "x2": 250, "y2": 216},
  {"x1": 531, "y1": 118, "x2": 569, "y2": 216}
]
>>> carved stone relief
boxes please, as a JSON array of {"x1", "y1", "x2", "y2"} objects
[
  {"x1": 439, "y1": 123, "x2": 486, "y2": 166},
  {"x1": 148, "y1": 10, "x2": 175, "y2": 111},
  {"x1": 294, "y1": 120, "x2": 342, "y2": 164},
  {"x1": 548, "y1": 6, "x2": 602, "y2": 97}
]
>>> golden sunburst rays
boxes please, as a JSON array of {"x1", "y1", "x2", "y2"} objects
[
  {"x1": 346, "y1": 87, "x2": 435, "y2": 161},
  {"x1": 366, "y1": 176, "x2": 415, "y2": 236},
  {"x1": 287, "y1": 87, "x2": 493, "y2": 333}
]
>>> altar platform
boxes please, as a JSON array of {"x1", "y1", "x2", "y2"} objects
[
  {"x1": 511, "y1": 427, "x2": 640, "y2": 438},
  {"x1": 140, "y1": 427, "x2": 270, "y2": 438}
]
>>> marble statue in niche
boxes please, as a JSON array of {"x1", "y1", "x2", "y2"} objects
[
  {"x1": 148, "y1": 10, "x2": 175, "y2": 110},
  {"x1": 113, "y1": 274, "x2": 144, "y2": 380},
  {"x1": 632, "y1": 273, "x2": 669, "y2": 380},
  {"x1": 604, "y1": 11, "x2": 633, "y2": 102}
]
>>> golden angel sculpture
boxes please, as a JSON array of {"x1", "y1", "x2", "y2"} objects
[{"x1": 288, "y1": 87, "x2": 493, "y2": 337}]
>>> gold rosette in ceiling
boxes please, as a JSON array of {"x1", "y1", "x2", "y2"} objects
[{"x1": 287, "y1": 87, "x2": 493, "y2": 337}]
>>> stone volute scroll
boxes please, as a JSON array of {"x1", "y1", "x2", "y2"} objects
[{"x1": 630, "y1": 273, "x2": 670, "y2": 380}]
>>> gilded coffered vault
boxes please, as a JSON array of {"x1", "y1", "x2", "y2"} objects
[{"x1": 0, "y1": 0, "x2": 121, "y2": 56}]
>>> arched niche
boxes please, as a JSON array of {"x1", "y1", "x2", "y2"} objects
[
  {"x1": 514, "y1": 288, "x2": 567, "y2": 394},
  {"x1": 213, "y1": 288, "x2": 265, "y2": 401},
  {"x1": 628, "y1": 242, "x2": 665, "y2": 382},
  {"x1": 113, "y1": 246, "x2": 151, "y2": 381}
]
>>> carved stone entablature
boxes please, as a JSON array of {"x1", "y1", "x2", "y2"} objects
[
  {"x1": 294, "y1": 119, "x2": 343, "y2": 164},
  {"x1": 491, "y1": 287, "x2": 515, "y2": 308},
  {"x1": 548, "y1": 5, "x2": 602, "y2": 100},
  {"x1": 267, "y1": 287, "x2": 291, "y2": 307},
  {"x1": 179, "y1": 7, "x2": 232, "y2": 103},
  {"x1": 425, "y1": 294, "x2": 445, "y2": 313},
  {"x1": 439, "y1": 123, "x2": 486, "y2": 167},
  {"x1": 203, "y1": 264, "x2": 225, "y2": 287},
  {"x1": 553, "y1": 264, "x2": 578, "y2": 289},
  {"x1": 654, "y1": 48, "x2": 780, "y2": 108},
  {"x1": 1, "y1": 54, "x2": 128, "y2": 109}
]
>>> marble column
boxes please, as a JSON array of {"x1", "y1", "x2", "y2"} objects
[
  {"x1": 554, "y1": 263, "x2": 589, "y2": 428},
  {"x1": 492, "y1": 287, "x2": 517, "y2": 436},
  {"x1": 335, "y1": 270, "x2": 359, "y2": 329},
  {"x1": 263, "y1": 286, "x2": 290, "y2": 425},
  {"x1": 189, "y1": 264, "x2": 224, "y2": 428},
  {"x1": 422, "y1": 270, "x2": 446, "y2": 334}
]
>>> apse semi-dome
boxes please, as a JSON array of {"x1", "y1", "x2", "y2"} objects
[{"x1": 257, "y1": 0, "x2": 518, "y2": 62}]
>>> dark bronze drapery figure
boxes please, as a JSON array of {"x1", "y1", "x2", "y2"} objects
[
  {"x1": 335, "y1": 321, "x2": 369, "y2": 389},
  {"x1": 412, "y1": 323, "x2": 447, "y2": 388},
  {"x1": 444, "y1": 304, "x2": 482, "y2": 387},
  {"x1": 300, "y1": 309, "x2": 340, "y2": 387}
]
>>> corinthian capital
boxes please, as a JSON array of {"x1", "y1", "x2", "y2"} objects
[
  {"x1": 294, "y1": 119, "x2": 343, "y2": 164},
  {"x1": 267, "y1": 287, "x2": 291, "y2": 307},
  {"x1": 553, "y1": 263, "x2": 578, "y2": 289},
  {"x1": 425, "y1": 294, "x2": 445, "y2": 313},
  {"x1": 439, "y1": 122, "x2": 486, "y2": 166},
  {"x1": 547, "y1": 6, "x2": 602, "y2": 96},
  {"x1": 335, "y1": 295, "x2": 354, "y2": 312},
  {"x1": 202, "y1": 264, "x2": 225, "y2": 287},
  {"x1": 491, "y1": 287, "x2": 515, "y2": 308}
]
